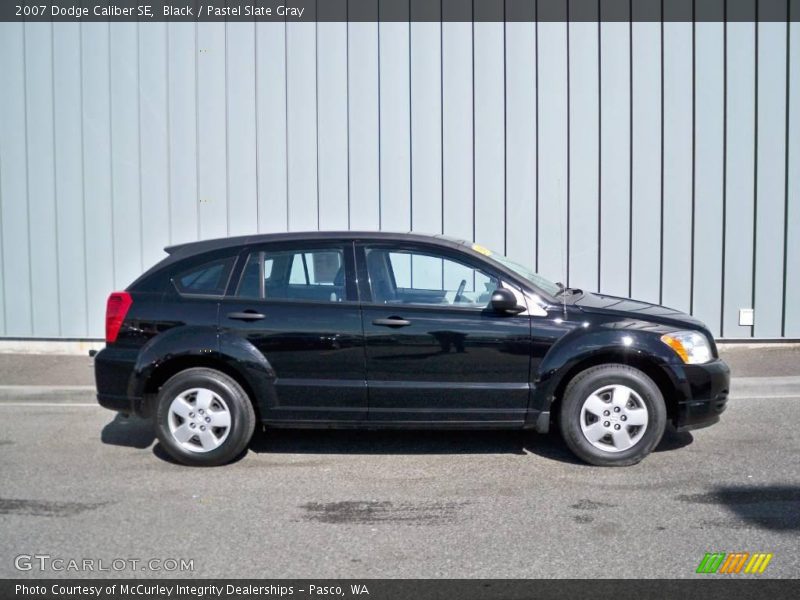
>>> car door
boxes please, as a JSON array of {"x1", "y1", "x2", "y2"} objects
[
  {"x1": 356, "y1": 242, "x2": 532, "y2": 424},
  {"x1": 219, "y1": 241, "x2": 367, "y2": 422}
]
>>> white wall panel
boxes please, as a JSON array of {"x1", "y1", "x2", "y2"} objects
[
  {"x1": 110, "y1": 23, "x2": 143, "y2": 289},
  {"x1": 348, "y1": 21, "x2": 380, "y2": 230},
  {"x1": 226, "y1": 23, "x2": 259, "y2": 236},
  {"x1": 599, "y1": 21, "x2": 630, "y2": 297},
  {"x1": 692, "y1": 21, "x2": 725, "y2": 337},
  {"x1": 255, "y1": 22, "x2": 289, "y2": 233},
  {"x1": 630, "y1": 21, "x2": 662, "y2": 304},
  {"x1": 196, "y1": 23, "x2": 229, "y2": 238},
  {"x1": 754, "y1": 21, "x2": 788, "y2": 337},
  {"x1": 24, "y1": 23, "x2": 61, "y2": 335},
  {"x1": 81, "y1": 23, "x2": 116, "y2": 335},
  {"x1": 1, "y1": 12, "x2": 797, "y2": 340},
  {"x1": 167, "y1": 23, "x2": 200, "y2": 245},
  {"x1": 379, "y1": 21, "x2": 412, "y2": 231},
  {"x1": 722, "y1": 22, "x2": 756, "y2": 338},
  {"x1": 568, "y1": 21, "x2": 599, "y2": 291},
  {"x1": 473, "y1": 21, "x2": 506, "y2": 253},
  {"x1": 441, "y1": 20, "x2": 473, "y2": 242},
  {"x1": 317, "y1": 20, "x2": 350, "y2": 230},
  {"x1": 139, "y1": 23, "x2": 171, "y2": 271},
  {"x1": 504, "y1": 20, "x2": 536, "y2": 269},
  {"x1": 0, "y1": 23, "x2": 32, "y2": 336},
  {"x1": 785, "y1": 15, "x2": 800, "y2": 337},
  {"x1": 410, "y1": 21, "x2": 443, "y2": 234},
  {"x1": 537, "y1": 21, "x2": 568, "y2": 283},
  {"x1": 53, "y1": 23, "x2": 89, "y2": 336}
]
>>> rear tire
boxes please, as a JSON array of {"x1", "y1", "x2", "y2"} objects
[
  {"x1": 558, "y1": 364, "x2": 666, "y2": 467},
  {"x1": 154, "y1": 368, "x2": 256, "y2": 466}
]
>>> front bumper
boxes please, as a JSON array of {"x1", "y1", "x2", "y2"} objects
[{"x1": 674, "y1": 358, "x2": 730, "y2": 431}]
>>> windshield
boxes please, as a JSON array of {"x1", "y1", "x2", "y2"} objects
[{"x1": 471, "y1": 244, "x2": 562, "y2": 298}]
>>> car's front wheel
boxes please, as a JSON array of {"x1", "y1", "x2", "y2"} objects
[
  {"x1": 558, "y1": 364, "x2": 667, "y2": 466},
  {"x1": 154, "y1": 367, "x2": 256, "y2": 466}
]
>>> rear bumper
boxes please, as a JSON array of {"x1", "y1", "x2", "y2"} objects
[
  {"x1": 96, "y1": 392, "x2": 146, "y2": 415},
  {"x1": 94, "y1": 346, "x2": 146, "y2": 416},
  {"x1": 674, "y1": 359, "x2": 730, "y2": 432}
]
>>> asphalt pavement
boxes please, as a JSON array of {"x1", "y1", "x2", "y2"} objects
[{"x1": 0, "y1": 348, "x2": 798, "y2": 579}]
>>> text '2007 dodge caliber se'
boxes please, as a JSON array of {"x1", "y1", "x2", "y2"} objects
[{"x1": 95, "y1": 231, "x2": 730, "y2": 467}]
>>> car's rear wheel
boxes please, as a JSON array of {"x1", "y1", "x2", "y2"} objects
[
  {"x1": 154, "y1": 368, "x2": 256, "y2": 466},
  {"x1": 558, "y1": 364, "x2": 666, "y2": 466}
]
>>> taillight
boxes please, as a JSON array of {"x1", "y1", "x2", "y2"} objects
[{"x1": 105, "y1": 292, "x2": 133, "y2": 343}]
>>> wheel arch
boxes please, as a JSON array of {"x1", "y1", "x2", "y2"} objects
[
  {"x1": 131, "y1": 327, "x2": 276, "y2": 420},
  {"x1": 141, "y1": 355, "x2": 261, "y2": 417},
  {"x1": 544, "y1": 350, "x2": 685, "y2": 428}
]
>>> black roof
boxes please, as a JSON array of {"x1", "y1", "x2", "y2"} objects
[{"x1": 164, "y1": 230, "x2": 471, "y2": 257}]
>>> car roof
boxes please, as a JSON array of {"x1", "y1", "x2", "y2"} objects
[{"x1": 164, "y1": 230, "x2": 471, "y2": 257}]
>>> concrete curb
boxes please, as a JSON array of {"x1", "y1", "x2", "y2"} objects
[
  {"x1": 0, "y1": 385, "x2": 97, "y2": 403},
  {"x1": 0, "y1": 340, "x2": 104, "y2": 356},
  {"x1": 731, "y1": 376, "x2": 800, "y2": 397},
  {"x1": 1, "y1": 378, "x2": 799, "y2": 404}
]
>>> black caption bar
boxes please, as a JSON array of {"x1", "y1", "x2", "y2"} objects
[
  {"x1": 1, "y1": 0, "x2": 798, "y2": 22},
  {"x1": 3, "y1": 579, "x2": 800, "y2": 600}
]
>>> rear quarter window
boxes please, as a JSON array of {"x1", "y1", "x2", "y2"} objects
[{"x1": 173, "y1": 257, "x2": 235, "y2": 296}]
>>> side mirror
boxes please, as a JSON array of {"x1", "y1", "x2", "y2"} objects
[{"x1": 490, "y1": 288, "x2": 523, "y2": 314}]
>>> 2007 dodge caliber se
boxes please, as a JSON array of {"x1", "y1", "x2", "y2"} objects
[{"x1": 95, "y1": 231, "x2": 730, "y2": 467}]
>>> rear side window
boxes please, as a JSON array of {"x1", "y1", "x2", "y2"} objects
[
  {"x1": 173, "y1": 257, "x2": 235, "y2": 296},
  {"x1": 236, "y1": 248, "x2": 346, "y2": 302}
]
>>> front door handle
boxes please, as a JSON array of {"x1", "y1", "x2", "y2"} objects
[
  {"x1": 227, "y1": 310, "x2": 266, "y2": 321},
  {"x1": 372, "y1": 317, "x2": 411, "y2": 327}
]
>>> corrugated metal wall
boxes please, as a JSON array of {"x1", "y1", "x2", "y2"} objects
[{"x1": 0, "y1": 11, "x2": 798, "y2": 340}]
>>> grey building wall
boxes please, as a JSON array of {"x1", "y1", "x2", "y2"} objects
[{"x1": 0, "y1": 14, "x2": 798, "y2": 340}]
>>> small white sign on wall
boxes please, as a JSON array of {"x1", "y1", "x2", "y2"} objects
[{"x1": 739, "y1": 309, "x2": 755, "y2": 327}]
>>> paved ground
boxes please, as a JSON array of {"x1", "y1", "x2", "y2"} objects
[{"x1": 0, "y1": 381, "x2": 798, "y2": 579}]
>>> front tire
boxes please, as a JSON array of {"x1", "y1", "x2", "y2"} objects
[
  {"x1": 558, "y1": 364, "x2": 667, "y2": 467},
  {"x1": 154, "y1": 368, "x2": 256, "y2": 466}
]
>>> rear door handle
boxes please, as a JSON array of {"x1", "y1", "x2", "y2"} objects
[
  {"x1": 227, "y1": 311, "x2": 266, "y2": 321},
  {"x1": 372, "y1": 317, "x2": 411, "y2": 327}
]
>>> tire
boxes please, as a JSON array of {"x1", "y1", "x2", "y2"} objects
[
  {"x1": 558, "y1": 364, "x2": 667, "y2": 467},
  {"x1": 154, "y1": 367, "x2": 256, "y2": 466}
]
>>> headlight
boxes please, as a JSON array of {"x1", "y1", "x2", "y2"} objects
[{"x1": 660, "y1": 330, "x2": 713, "y2": 364}]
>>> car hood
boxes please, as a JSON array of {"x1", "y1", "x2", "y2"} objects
[{"x1": 573, "y1": 292, "x2": 708, "y2": 331}]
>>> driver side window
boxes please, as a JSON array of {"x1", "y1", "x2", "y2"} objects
[{"x1": 365, "y1": 248, "x2": 498, "y2": 307}]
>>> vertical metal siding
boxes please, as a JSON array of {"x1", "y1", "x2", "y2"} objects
[
  {"x1": 567, "y1": 19, "x2": 600, "y2": 291},
  {"x1": 0, "y1": 3, "x2": 798, "y2": 340},
  {"x1": 537, "y1": 20, "x2": 569, "y2": 283},
  {"x1": 80, "y1": 23, "x2": 115, "y2": 337},
  {"x1": 598, "y1": 19, "x2": 631, "y2": 298},
  {"x1": 787, "y1": 12, "x2": 800, "y2": 336},
  {"x1": 692, "y1": 20, "x2": 725, "y2": 335},
  {"x1": 167, "y1": 23, "x2": 200, "y2": 244},
  {"x1": 226, "y1": 23, "x2": 259, "y2": 237},
  {"x1": 504, "y1": 20, "x2": 536, "y2": 267},
  {"x1": 53, "y1": 23, "x2": 88, "y2": 337},
  {"x1": 630, "y1": 19, "x2": 662, "y2": 306},
  {"x1": 723, "y1": 20, "x2": 757, "y2": 338},
  {"x1": 139, "y1": 23, "x2": 172, "y2": 272},
  {"x1": 347, "y1": 21, "x2": 380, "y2": 230},
  {"x1": 409, "y1": 21, "x2": 443, "y2": 234}
]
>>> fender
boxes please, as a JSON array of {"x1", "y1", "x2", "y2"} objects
[
  {"x1": 129, "y1": 325, "x2": 222, "y2": 398},
  {"x1": 129, "y1": 326, "x2": 278, "y2": 417},
  {"x1": 529, "y1": 325, "x2": 693, "y2": 425}
]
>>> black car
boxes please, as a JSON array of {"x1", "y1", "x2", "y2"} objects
[{"x1": 95, "y1": 231, "x2": 729, "y2": 467}]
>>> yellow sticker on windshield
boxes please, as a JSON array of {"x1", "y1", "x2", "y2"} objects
[{"x1": 472, "y1": 244, "x2": 493, "y2": 256}]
